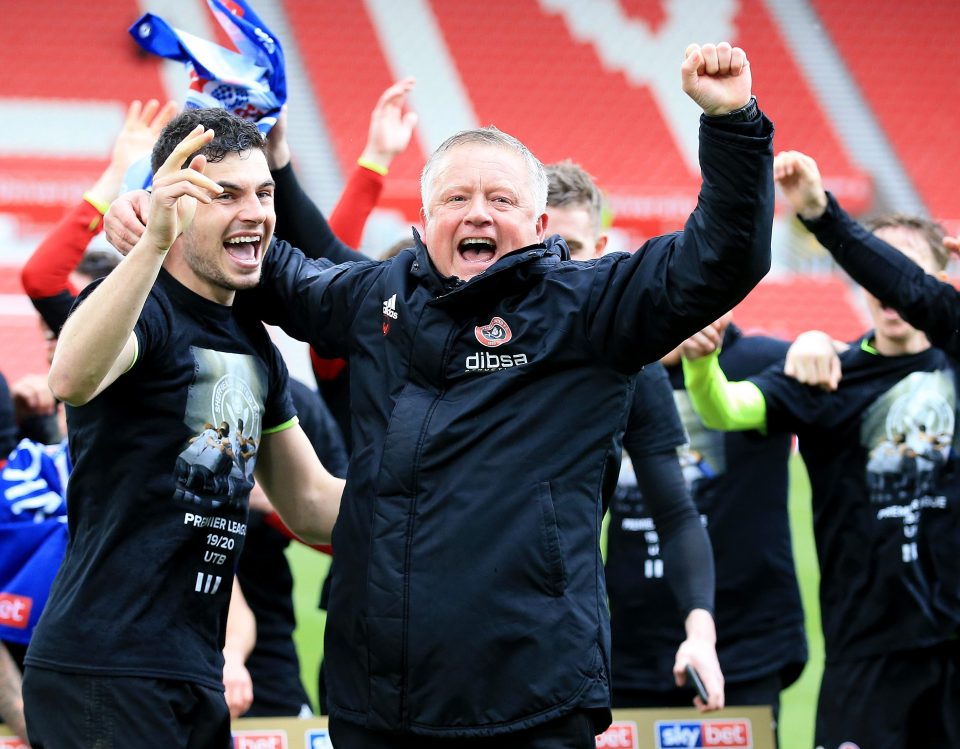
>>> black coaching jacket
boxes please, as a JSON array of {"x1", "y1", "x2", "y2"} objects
[{"x1": 250, "y1": 111, "x2": 774, "y2": 737}]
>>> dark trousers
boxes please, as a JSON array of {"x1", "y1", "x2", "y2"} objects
[
  {"x1": 815, "y1": 640, "x2": 960, "y2": 749},
  {"x1": 22, "y1": 666, "x2": 231, "y2": 749}
]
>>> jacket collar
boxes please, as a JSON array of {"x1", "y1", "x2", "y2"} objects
[{"x1": 409, "y1": 229, "x2": 568, "y2": 298}]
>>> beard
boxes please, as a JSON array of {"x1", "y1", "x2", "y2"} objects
[{"x1": 182, "y1": 240, "x2": 261, "y2": 294}]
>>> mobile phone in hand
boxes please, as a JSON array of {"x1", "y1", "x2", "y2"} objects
[{"x1": 685, "y1": 663, "x2": 710, "y2": 703}]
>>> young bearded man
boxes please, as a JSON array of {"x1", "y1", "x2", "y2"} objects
[{"x1": 22, "y1": 109, "x2": 343, "y2": 748}]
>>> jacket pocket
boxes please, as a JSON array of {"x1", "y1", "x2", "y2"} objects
[{"x1": 536, "y1": 481, "x2": 567, "y2": 596}]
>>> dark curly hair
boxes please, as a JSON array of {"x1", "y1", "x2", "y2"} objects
[{"x1": 150, "y1": 108, "x2": 264, "y2": 174}]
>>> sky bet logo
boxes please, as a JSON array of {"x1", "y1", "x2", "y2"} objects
[{"x1": 656, "y1": 719, "x2": 752, "y2": 748}]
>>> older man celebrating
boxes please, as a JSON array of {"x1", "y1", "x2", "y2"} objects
[
  {"x1": 250, "y1": 42, "x2": 771, "y2": 748},
  {"x1": 108, "y1": 42, "x2": 772, "y2": 748}
]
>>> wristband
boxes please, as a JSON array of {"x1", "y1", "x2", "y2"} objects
[
  {"x1": 82, "y1": 191, "x2": 111, "y2": 216},
  {"x1": 357, "y1": 157, "x2": 389, "y2": 176}
]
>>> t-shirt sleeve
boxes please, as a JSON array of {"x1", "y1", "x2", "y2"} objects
[
  {"x1": 261, "y1": 341, "x2": 297, "y2": 433},
  {"x1": 623, "y1": 362, "x2": 687, "y2": 458},
  {"x1": 749, "y1": 361, "x2": 830, "y2": 435},
  {"x1": 69, "y1": 279, "x2": 171, "y2": 372}
]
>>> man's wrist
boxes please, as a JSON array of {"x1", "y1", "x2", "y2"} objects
[
  {"x1": 684, "y1": 608, "x2": 717, "y2": 643},
  {"x1": 358, "y1": 150, "x2": 392, "y2": 175},
  {"x1": 266, "y1": 144, "x2": 291, "y2": 171},
  {"x1": 83, "y1": 191, "x2": 112, "y2": 216},
  {"x1": 797, "y1": 192, "x2": 829, "y2": 221},
  {"x1": 704, "y1": 96, "x2": 758, "y2": 122}
]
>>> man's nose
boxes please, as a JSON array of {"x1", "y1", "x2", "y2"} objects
[
  {"x1": 238, "y1": 192, "x2": 268, "y2": 224},
  {"x1": 464, "y1": 194, "x2": 492, "y2": 224}
]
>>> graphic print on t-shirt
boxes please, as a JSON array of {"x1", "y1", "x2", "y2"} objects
[
  {"x1": 673, "y1": 390, "x2": 725, "y2": 487},
  {"x1": 173, "y1": 347, "x2": 266, "y2": 511},
  {"x1": 861, "y1": 369, "x2": 955, "y2": 562}
]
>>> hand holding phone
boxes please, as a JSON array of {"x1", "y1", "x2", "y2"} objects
[{"x1": 685, "y1": 663, "x2": 710, "y2": 704}]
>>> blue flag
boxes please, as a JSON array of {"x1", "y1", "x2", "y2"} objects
[
  {"x1": 0, "y1": 440, "x2": 70, "y2": 644},
  {"x1": 129, "y1": 0, "x2": 286, "y2": 134}
]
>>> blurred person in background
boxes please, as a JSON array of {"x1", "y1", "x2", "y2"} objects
[
  {"x1": 23, "y1": 111, "x2": 344, "y2": 748},
  {"x1": 680, "y1": 187, "x2": 960, "y2": 747}
]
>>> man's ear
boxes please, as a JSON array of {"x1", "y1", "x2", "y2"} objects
[
  {"x1": 594, "y1": 234, "x2": 608, "y2": 258},
  {"x1": 419, "y1": 207, "x2": 428, "y2": 231},
  {"x1": 536, "y1": 212, "x2": 548, "y2": 242}
]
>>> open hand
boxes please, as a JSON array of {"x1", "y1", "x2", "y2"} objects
[{"x1": 361, "y1": 77, "x2": 418, "y2": 169}]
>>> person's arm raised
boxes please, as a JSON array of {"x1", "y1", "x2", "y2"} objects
[
  {"x1": 49, "y1": 127, "x2": 221, "y2": 406},
  {"x1": 777, "y1": 149, "x2": 960, "y2": 354},
  {"x1": 585, "y1": 43, "x2": 772, "y2": 371}
]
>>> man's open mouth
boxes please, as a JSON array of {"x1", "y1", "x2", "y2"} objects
[
  {"x1": 458, "y1": 237, "x2": 496, "y2": 263},
  {"x1": 224, "y1": 235, "x2": 262, "y2": 267}
]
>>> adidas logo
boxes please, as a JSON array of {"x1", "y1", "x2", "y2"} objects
[{"x1": 382, "y1": 294, "x2": 398, "y2": 319}]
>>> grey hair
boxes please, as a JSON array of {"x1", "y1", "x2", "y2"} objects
[
  {"x1": 545, "y1": 160, "x2": 605, "y2": 237},
  {"x1": 420, "y1": 126, "x2": 548, "y2": 219}
]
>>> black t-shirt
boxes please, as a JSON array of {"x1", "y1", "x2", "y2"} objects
[
  {"x1": 608, "y1": 326, "x2": 806, "y2": 690},
  {"x1": 26, "y1": 269, "x2": 294, "y2": 690},
  {"x1": 753, "y1": 337, "x2": 960, "y2": 663}
]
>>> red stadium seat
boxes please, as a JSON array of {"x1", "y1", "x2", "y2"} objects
[
  {"x1": 734, "y1": 275, "x2": 868, "y2": 343},
  {"x1": 812, "y1": 0, "x2": 960, "y2": 229}
]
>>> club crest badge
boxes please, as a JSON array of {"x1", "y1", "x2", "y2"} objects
[{"x1": 475, "y1": 316, "x2": 512, "y2": 347}]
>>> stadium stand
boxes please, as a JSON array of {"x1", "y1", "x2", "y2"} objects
[
  {"x1": 811, "y1": 0, "x2": 960, "y2": 230},
  {"x1": 0, "y1": 0, "x2": 166, "y2": 228},
  {"x1": 733, "y1": 275, "x2": 868, "y2": 343},
  {"x1": 281, "y1": 0, "x2": 429, "y2": 217},
  {"x1": 0, "y1": 0, "x2": 952, "y2": 400}
]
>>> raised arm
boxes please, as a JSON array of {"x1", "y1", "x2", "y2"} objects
[
  {"x1": 776, "y1": 149, "x2": 960, "y2": 355},
  {"x1": 329, "y1": 77, "x2": 418, "y2": 247},
  {"x1": 49, "y1": 127, "x2": 221, "y2": 406},
  {"x1": 586, "y1": 43, "x2": 773, "y2": 370}
]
